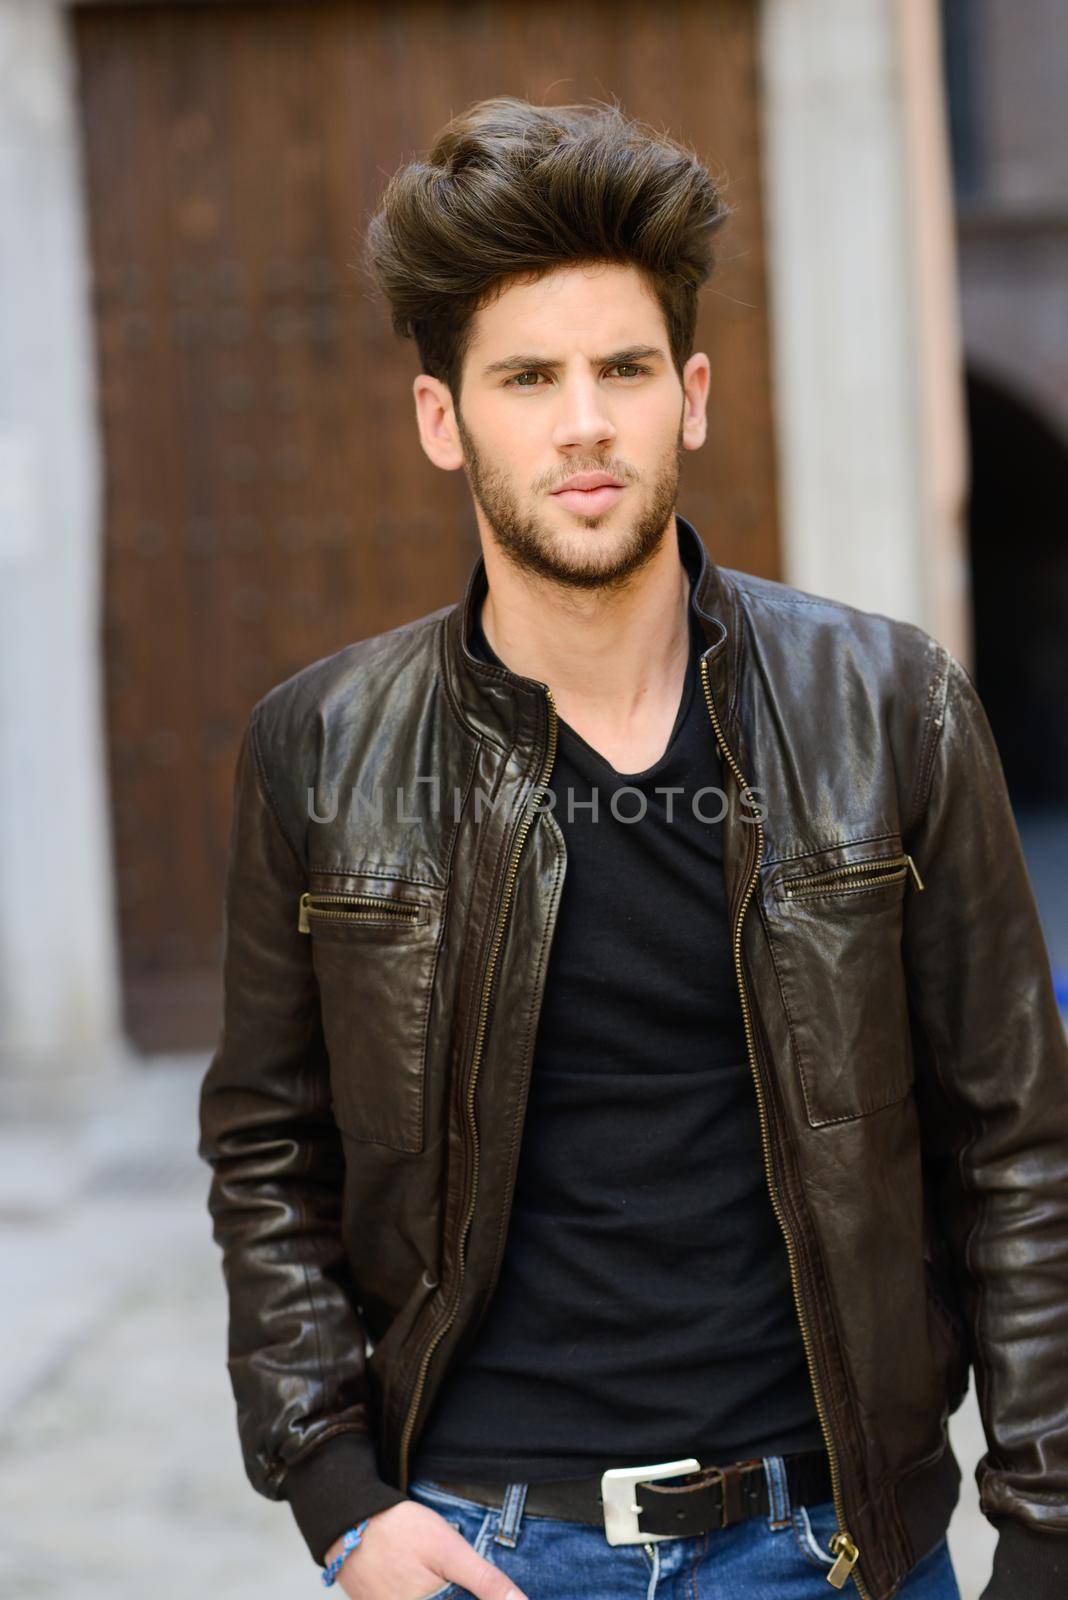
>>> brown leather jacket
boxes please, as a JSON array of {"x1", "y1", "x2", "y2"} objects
[{"x1": 197, "y1": 515, "x2": 1068, "y2": 1598}]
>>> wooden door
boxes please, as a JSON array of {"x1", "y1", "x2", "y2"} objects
[{"x1": 72, "y1": 0, "x2": 780, "y2": 1050}]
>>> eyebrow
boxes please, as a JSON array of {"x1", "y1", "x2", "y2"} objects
[{"x1": 481, "y1": 344, "x2": 667, "y2": 378}]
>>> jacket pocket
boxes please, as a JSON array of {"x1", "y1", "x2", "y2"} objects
[
  {"x1": 299, "y1": 869, "x2": 445, "y2": 1153},
  {"x1": 777, "y1": 850, "x2": 923, "y2": 900},
  {"x1": 764, "y1": 844, "x2": 923, "y2": 1127}
]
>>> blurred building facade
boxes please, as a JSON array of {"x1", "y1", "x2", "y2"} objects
[
  {"x1": 0, "y1": 0, "x2": 1009, "y2": 1082},
  {"x1": 942, "y1": 0, "x2": 1068, "y2": 809}
]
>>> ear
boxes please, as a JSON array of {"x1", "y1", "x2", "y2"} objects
[
  {"x1": 681, "y1": 353, "x2": 711, "y2": 452},
  {"x1": 413, "y1": 374, "x2": 465, "y2": 471}
]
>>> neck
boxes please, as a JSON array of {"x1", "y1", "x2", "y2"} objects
[{"x1": 478, "y1": 516, "x2": 692, "y2": 727}]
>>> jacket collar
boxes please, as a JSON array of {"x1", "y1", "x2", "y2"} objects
[{"x1": 443, "y1": 512, "x2": 736, "y2": 751}]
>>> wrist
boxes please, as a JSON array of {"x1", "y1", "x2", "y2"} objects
[
  {"x1": 320, "y1": 1518, "x2": 370, "y2": 1588},
  {"x1": 280, "y1": 1432, "x2": 411, "y2": 1566}
]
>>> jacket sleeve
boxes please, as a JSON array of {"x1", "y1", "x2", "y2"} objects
[
  {"x1": 902, "y1": 646, "x2": 1068, "y2": 1600},
  {"x1": 196, "y1": 707, "x2": 409, "y2": 1566}
]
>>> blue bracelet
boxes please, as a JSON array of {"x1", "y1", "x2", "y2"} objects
[{"x1": 320, "y1": 1518, "x2": 370, "y2": 1587}]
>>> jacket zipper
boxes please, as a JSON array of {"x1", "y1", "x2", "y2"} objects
[
  {"x1": 396, "y1": 686, "x2": 559, "y2": 1489},
  {"x1": 297, "y1": 890, "x2": 423, "y2": 932},
  {"x1": 782, "y1": 852, "x2": 925, "y2": 899},
  {"x1": 700, "y1": 654, "x2": 869, "y2": 1596}
]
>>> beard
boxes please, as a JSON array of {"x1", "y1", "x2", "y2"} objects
[{"x1": 454, "y1": 407, "x2": 685, "y2": 593}]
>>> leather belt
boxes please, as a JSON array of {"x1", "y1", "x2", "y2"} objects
[{"x1": 431, "y1": 1445, "x2": 833, "y2": 1546}]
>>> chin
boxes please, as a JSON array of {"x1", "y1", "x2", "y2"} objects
[
  {"x1": 544, "y1": 524, "x2": 628, "y2": 562},
  {"x1": 547, "y1": 529, "x2": 649, "y2": 582}
]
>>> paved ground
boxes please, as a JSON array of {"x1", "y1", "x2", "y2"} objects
[
  {"x1": 0, "y1": 1052, "x2": 1006, "y2": 1600},
  {"x1": 0, "y1": 1055, "x2": 311, "y2": 1600}
]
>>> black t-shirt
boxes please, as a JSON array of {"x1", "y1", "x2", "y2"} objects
[{"x1": 411, "y1": 531, "x2": 824, "y2": 1481}]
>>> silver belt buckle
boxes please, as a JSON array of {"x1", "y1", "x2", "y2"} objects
[{"x1": 600, "y1": 1456, "x2": 702, "y2": 1545}]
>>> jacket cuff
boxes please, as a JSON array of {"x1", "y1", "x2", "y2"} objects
[
  {"x1": 281, "y1": 1430, "x2": 411, "y2": 1566},
  {"x1": 980, "y1": 1516, "x2": 1068, "y2": 1600}
]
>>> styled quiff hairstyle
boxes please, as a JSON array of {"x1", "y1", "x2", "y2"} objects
[{"x1": 362, "y1": 95, "x2": 731, "y2": 404}]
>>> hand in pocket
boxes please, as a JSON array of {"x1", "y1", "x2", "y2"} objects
[{"x1": 328, "y1": 1498, "x2": 530, "y2": 1600}]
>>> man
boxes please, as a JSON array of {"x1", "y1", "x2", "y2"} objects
[{"x1": 198, "y1": 97, "x2": 1068, "y2": 1600}]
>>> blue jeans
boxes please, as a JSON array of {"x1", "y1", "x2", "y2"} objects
[{"x1": 407, "y1": 1456, "x2": 962, "y2": 1599}]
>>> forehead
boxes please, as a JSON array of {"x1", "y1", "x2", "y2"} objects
[{"x1": 468, "y1": 261, "x2": 666, "y2": 353}]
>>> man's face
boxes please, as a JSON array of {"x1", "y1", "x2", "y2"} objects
[{"x1": 447, "y1": 261, "x2": 707, "y2": 592}]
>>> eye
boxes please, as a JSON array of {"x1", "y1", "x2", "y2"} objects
[{"x1": 505, "y1": 362, "x2": 651, "y2": 389}]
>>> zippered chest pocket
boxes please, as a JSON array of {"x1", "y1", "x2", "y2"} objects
[
  {"x1": 298, "y1": 870, "x2": 445, "y2": 1153},
  {"x1": 764, "y1": 846, "x2": 924, "y2": 1127}
]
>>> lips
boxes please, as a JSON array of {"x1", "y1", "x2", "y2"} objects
[
  {"x1": 551, "y1": 483, "x2": 626, "y2": 515},
  {"x1": 553, "y1": 473, "x2": 624, "y2": 493}
]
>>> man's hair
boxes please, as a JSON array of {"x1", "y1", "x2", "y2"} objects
[{"x1": 362, "y1": 95, "x2": 731, "y2": 404}]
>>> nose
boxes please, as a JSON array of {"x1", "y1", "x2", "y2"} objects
[{"x1": 550, "y1": 372, "x2": 617, "y2": 454}]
